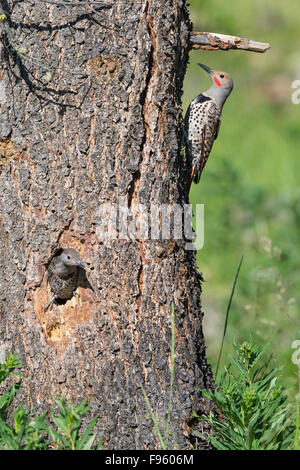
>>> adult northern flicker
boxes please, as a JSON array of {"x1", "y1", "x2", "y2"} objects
[
  {"x1": 185, "y1": 63, "x2": 233, "y2": 186},
  {"x1": 44, "y1": 248, "x2": 85, "y2": 312}
]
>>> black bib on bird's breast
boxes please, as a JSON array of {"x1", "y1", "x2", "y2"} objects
[{"x1": 194, "y1": 94, "x2": 212, "y2": 104}]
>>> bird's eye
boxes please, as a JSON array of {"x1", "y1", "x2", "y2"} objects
[
  {"x1": 220, "y1": 74, "x2": 224, "y2": 78},
  {"x1": 67, "y1": 256, "x2": 70, "y2": 260}
]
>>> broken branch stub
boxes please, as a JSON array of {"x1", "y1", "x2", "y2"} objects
[{"x1": 190, "y1": 32, "x2": 270, "y2": 53}]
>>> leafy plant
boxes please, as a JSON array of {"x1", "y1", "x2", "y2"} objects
[
  {"x1": 215, "y1": 255, "x2": 243, "y2": 378},
  {"x1": 40, "y1": 396, "x2": 102, "y2": 450},
  {"x1": 0, "y1": 354, "x2": 24, "y2": 423},
  {"x1": 0, "y1": 353, "x2": 102, "y2": 450},
  {"x1": 194, "y1": 341, "x2": 299, "y2": 450},
  {"x1": 0, "y1": 406, "x2": 48, "y2": 450}
]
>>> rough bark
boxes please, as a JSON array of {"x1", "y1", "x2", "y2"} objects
[{"x1": 0, "y1": 0, "x2": 214, "y2": 449}]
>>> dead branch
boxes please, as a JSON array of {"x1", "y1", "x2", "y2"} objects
[
  {"x1": 190, "y1": 32, "x2": 270, "y2": 53},
  {"x1": 39, "y1": 0, "x2": 112, "y2": 7}
]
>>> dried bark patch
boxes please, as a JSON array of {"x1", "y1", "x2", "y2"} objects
[{"x1": 0, "y1": 138, "x2": 23, "y2": 172}]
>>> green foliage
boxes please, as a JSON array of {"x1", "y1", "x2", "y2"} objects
[
  {"x1": 0, "y1": 354, "x2": 102, "y2": 450},
  {"x1": 194, "y1": 341, "x2": 299, "y2": 450},
  {"x1": 0, "y1": 353, "x2": 22, "y2": 384},
  {"x1": 0, "y1": 406, "x2": 48, "y2": 450},
  {"x1": 0, "y1": 354, "x2": 24, "y2": 422},
  {"x1": 39, "y1": 396, "x2": 102, "y2": 450}
]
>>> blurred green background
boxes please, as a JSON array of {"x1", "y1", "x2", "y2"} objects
[{"x1": 183, "y1": 0, "x2": 300, "y2": 392}]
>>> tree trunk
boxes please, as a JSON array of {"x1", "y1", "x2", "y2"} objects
[{"x1": 0, "y1": 0, "x2": 214, "y2": 449}]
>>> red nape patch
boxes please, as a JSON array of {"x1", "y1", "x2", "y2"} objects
[{"x1": 214, "y1": 76, "x2": 222, "y2": 87}]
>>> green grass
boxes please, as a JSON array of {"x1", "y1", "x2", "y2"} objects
[{"x1": 184, "y1": 0, "x2": 300, "y2": 391}]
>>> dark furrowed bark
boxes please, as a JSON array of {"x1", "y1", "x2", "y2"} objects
[{"x1": 0, "y1": 0, "x2": 214, "y2": 449}]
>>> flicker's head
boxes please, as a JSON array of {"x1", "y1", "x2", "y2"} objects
[
  {"x1": 60, "y1": 248, "x2": 85, "y2": 269},
  {"x1": 198, "y1": 63, "x2": 233, "y2": 106}
]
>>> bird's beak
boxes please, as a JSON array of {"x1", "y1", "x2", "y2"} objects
[
  {"x1": 77, "y1": 260, "x2": 85, "y2": 269},
  {"x1": 197, "y1": 63, "x2": 214, "y2": 76}
]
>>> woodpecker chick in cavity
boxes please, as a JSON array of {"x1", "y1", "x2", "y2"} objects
[{"x1": 44, "y1": 248, "x2": 85, "y2": 312}]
